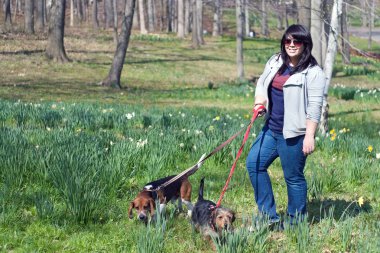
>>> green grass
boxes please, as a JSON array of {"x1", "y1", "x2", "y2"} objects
[{"x1": 1, "y1": 27, "x2": 380, "y2": 252}]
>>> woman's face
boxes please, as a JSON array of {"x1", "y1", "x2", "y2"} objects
[{"x1": 284, "y1": 35, "x2": 305, "y2": 63}]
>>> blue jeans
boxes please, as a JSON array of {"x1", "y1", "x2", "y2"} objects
[{"x1": 246, "y1": 125, "x2": 307, "y2": 222}]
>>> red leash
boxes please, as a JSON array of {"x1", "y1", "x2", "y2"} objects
[{"x1": 215, "y1": 105, "x2": 265, "y2": 208}]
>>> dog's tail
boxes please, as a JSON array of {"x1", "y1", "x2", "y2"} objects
[{"x1": 198, "y1": 177, "x2": 205, "y2": 201}]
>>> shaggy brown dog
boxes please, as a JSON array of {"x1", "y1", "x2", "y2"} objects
[{"x1": 191, "y1": 178, "x2": 236, "y2": 247}]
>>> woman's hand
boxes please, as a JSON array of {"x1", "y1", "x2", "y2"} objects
[
  {"x1": 303, "y1": 134, "x2": 315, "y2": 155},
  {"x1": 254, "y1": 102, "x2": 266, "y2": 117}
]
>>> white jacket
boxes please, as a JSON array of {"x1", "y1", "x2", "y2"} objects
[{"x1": 255, "y1": 54, "x2": 326, "y2": 139}]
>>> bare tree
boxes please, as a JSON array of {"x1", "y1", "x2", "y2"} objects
[
  {"x1": 46, "y1": 0, "x2": 70, "y2": 62},
  {"x1": 244, "y1": 0, "x2": 249, "y2": 36},
  {"x1": 104, "y1": 0, "x2": 114, "y2": 29},
  {"x1": 311, "y1": 0, "x2": 323, "y2": 66},
  {"x1": 102, "y1": 0, "x2": 136, "y2": 89},
  {"x1": 236, "y1": 0, "x2": 244, "y2": 80},
  {"x1": 77, "y1": 0, "x2": 84, "y2": 22},
  {"x1": 319, "y1": 0, "x2": 342, "y2": 134},
  {"x1": 212, "y1": 0, "x2": 222, "y2": 36},
  {"x1": 185, "y1": 0, "x2": 190, "y2": 35},
  {"x1": 92, "y1": 0, "x2": 99, "y2": 29},
  {"x1": 147, "y1": 0, "x2": 155, "y2": 32},
  {"x1": 368, "y1": 0, "x2": 375, "y2": 49},
  {"x1": 36, "y1": 0, "x2": 45, "y2": 32},
  {"x1": 4, "y1": 0, "x2": 12, "y2": 28},
  {"x1": 138, "y1": 0, "x2": 147, "y2": 34},
  {"x1": 191, "y1": 0, "x2": 200, "y2": 47},
  {"x1": 178, "y1": 0, "x2": 185, "y2": 37},
  {"x1": 25, "y1": 0, "x2": 35, "y2": 34},
  {"x1": 341, "y1": 1, "x2": 350, "y2": 64},
  {"x1": 261, "y1": 0, "x2": 268, "y2": 37},
  {"x1": 70, "y1": 0, "x2": 74, "y2": 26},
  {"x1": 113, "y1": 0, "x2": 118, "y2": 44},
  {"x1": 297, "y1": 0, "x2": 311, "y2": 30},
  {"x1": 196, "y1": 0, "x2": 204, "y2": 44}
]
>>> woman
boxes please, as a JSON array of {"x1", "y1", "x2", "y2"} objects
[{"x1": 246, "y1": 24, "x2": 326, "y2": 227}]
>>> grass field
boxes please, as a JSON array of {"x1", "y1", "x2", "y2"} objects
[{"x1": 0, "y1": 26, "x2": 380, "y2": 252}]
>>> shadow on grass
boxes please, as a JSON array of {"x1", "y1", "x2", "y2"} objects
[{"x1": 307, "y1": 198, "x2": 372, "y2": 223}]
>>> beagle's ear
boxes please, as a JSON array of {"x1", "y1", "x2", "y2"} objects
[
  {"x1": 149, "y1": 199, "x2": 155, "y2": 216},
  {"x1": 128, "y1": 201, "x2": 135, "y2": 219}
]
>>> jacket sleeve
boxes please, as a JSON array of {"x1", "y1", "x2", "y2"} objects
[{"x1": 306, "y1": 67, "x2": 326, "y2": 123}]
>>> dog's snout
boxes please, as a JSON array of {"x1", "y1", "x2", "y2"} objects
[
  {"x1": 138, "y1": 214, "x2": 146, "y2": 220},
  {"x1": 224, "y1": 223, "x2": 228, "y2": 229}
]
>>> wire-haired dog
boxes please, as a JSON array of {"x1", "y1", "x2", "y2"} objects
[{"x1": 191, "y1": 178, "x2": 236, "y2": 246}]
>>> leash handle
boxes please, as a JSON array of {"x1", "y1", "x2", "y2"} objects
[{"x1": 215, "y1": 105, "x2": 264, "y2": 208}]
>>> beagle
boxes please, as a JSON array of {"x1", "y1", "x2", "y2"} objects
[{"x1": 128, "y1": 175, "x2": 193, "y2": 221}]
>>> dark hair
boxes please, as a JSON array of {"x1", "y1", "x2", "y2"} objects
[{"x1": 279, "y1": 24, "x2": 318, "y2": 74}]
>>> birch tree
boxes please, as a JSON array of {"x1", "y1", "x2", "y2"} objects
[
  {"x1": 341, "y1": 1, "x2": 350, "y2": 64},
  {"x1": 319, "y1": 0, "x2": 342, "y2": 134},
  {"x1": 147, "y1": 0, "x2": 155, "y2": 32},
  {"x1": 102, "y1": 0, "x2": 136, "y2": 89},
  {"x1": 236, "y1": 0, "x2": 244, "y2": 80}
]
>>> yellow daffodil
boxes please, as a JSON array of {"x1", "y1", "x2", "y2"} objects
[
  {"x1": 330, "y1": 134, "x2": 336, "y2": 141},
  {"x1": 214, "y1": 116, "x2": 220, "y2": 121},
  {"x1": 209, "y1": 125, "x2": 215, "y2": 131},
  {"x1": 358, "y1": 196, "x2": 364, "y2": 207},
  {"x1": 329, "y1": 129, "x2": 335, "y2": 135},
  {"x1": 367, "y1": 145, "x2": 373, "y2": 152}
]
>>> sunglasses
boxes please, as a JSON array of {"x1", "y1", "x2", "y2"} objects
[{"x1": 284, "y1": 39, "x2": 303, "y2": 47}]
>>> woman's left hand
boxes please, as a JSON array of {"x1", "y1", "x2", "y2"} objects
[{"x1": 303, "y1": 135, "x2": 315, "y2": 156}]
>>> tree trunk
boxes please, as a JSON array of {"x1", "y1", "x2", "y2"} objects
[
  {"x1": 70, "y1": 0, "x2": 74, "y2": 26},
  {"x1": 147, "y1": 0, "x2": 155, "y2": 32},
  {"x1": 191, "y1": 0, "x2": 199, "y2": 48},
  {"x1": 105, "y1": 0, "x2": 114, "y2": 29},
  {"x1": 92, "y1": 0, "x2": 99, "y2": 29},
  {"x1": 261, "y1": 0, "x2": 268, "y2": 37},
  {"x1": 177, "y1": 0, "x2": 184, "y2": 37},
  {"x1": 25, "y1": 0, "x2": 35, "y2": 34},
  {"x1": 297, "y1": 0, "x2": 311, "y2": 30},
  {"x1": 102, "y1": 0, "x2": 136, "y2": 89},
  {"x1": 36, "y1": 0, "x2": 45, "y2": 32},
  {"x1": 311, "y1": 0, "x2": 323, "y2": 66},
  {"x1": 341, "y1": 2, "x2": 350, "y2": 64},
  {"x1": 113, "y1": 0, "x2": 118, "y2": 44},
  {"x1": 236, "y1": 0, "x2": 244, "y2": 80},
  {"x1": 138, "y1": 0, "x2": 147, "y2": 33},
  {"x1": 77, "y1": 0, "x2": 83, "y2": 22},
  {"x1": 359, "y1": 1, "x2": 367, "y2": 27},
  {"x1": 185, "y1": 0, "x2": 190, "y2": 35},
  {"x1": 212, "y1": 0, "x2": 221, "y2": 36},
  {"x1": 244, "y1": 0, "x2": 249, "y2": 36},
  {"x1": 46, "y1": 0, "x2": 70, "y2": 62},
  {"x1": 4, "y1": 0, "x2": 12, "y2": 28},
  {"x1": 319, "y1": 0, "x2": 342, "y2": 134},
  {"x1": 368, "y1": 0, "x2": 375, "y2": 49},
  {"x1": 196, "y1": 0, "x2": 203, "y2": 44},
  {"x1": 133, "y1": 0, "x2": 139, "y2": 29}
]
